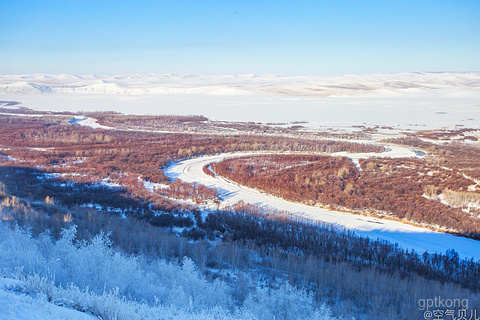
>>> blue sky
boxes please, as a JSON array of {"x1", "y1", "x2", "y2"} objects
[{"x1": 0, "y1": 0, "x2": 479, "y2": 75}]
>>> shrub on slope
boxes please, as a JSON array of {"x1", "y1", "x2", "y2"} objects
[{"x1": 0, "y1": 221, "x2": 335, "y2": 320}]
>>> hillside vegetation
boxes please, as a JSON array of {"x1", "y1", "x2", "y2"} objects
[
  {"x1": 213, "y1": 154, "x2": 480, "y2": 236},
  {"x1": 1, "y1": 111, "x2": 480, "y2": 319}
]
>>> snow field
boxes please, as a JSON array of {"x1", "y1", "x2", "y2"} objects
[{"x1": 1, "y1": 72, "x2": 479, "y2": 130}]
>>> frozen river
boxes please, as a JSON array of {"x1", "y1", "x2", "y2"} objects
[{"x1": 166, "y1": 149, "x2": 480, "y2": 260}]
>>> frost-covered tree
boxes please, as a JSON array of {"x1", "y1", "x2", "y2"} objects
[
  {"x1": 243, "y1": 283, "x2": 333, "y2": 320},
  {"x1": 2, "y1": 222, "x2": 338, "y2": 320}
]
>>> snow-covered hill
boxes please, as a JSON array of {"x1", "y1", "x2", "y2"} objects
[
  {"x1": 1, "y1": 72, "x2": 479, "y2": 96},
  {"x1": 1, "y1": 72, "x2": 479, "y2": 129},
  {"x1": 0, "y1": 82, "x2": 53, "y2": 94}
]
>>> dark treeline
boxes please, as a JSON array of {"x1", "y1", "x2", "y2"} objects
[
  {"x1": 201, "y1": 203, "x2": 480, "y2": 293},
  {"x1": 88, "y1": 113, "x2": 209, "y2": 126},
  {"x1": 404, "y1": 128, "x2": 479, "y2": 143},
  {"x1": 0, "y1": 165, "x2": 197, "y2": 227},
  {"x1": 86, "y1": 112, "x2": 311, "y2": 135}
]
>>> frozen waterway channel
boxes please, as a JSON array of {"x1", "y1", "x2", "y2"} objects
[{"x1": 165, "y1": 149, "x2": 480, "y2": 260}]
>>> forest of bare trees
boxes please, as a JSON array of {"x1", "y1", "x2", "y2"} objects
[{"x1": 212, "y1": 154, "x2": 480, "y2": 236}]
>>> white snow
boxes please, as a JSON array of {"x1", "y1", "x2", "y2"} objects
[
  {"x1": 0, "y1": 154, "x2": 16, "y2": 161},
  {"x1": 0, "y1": 82, "x2": 52, "y2": 94},
  {"x1": 0, "y1": 278, "x2": 97, "y2": 320},
  {"x1": 0, "y1": 112, "x2": 44, "y2": 117},
  {"x1": 143, "y1": 180, "x2": 169, "y2": 191},
  {"x1": 333, "y1": 145, "x2": 422, "y2": 169},
  {"x1": 165, "y1": 150, "x2": 480, "y2": 260},
  {"x1": 1, "y1": 72, "x2": 479, "y2": 130},
  {"x1": 69, "y1": 116, "x2": 113, "y2": 130}
]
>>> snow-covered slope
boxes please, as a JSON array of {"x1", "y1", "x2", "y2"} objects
[
  {"x1": 0, "y1": 278, "x2": 97, "y2": 320},
  {"x1": 0, "y1": 82, "x2": 53, "y2": 94},
  {"x1": 1, "y1": 72, "x2": 479, "y2": 96},
  {"x1": 0, "y1": 223, "x2": 337, "y2": 320},
  {"x1": 1, "y1": 72, "x2": 479, "y2": 129}
]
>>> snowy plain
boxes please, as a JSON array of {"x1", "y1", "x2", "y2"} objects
[
  {"x1": 165, "y1": 149, "x2": 480, "y2": 261},
  {"x1": 1, "y1": 72, "x2": 479, "y2": 130}
]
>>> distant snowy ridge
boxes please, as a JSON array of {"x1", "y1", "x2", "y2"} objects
[
  {"x1": 0, "y1": 82, "x2": 53, "y2": 94},
  {"x1": 1, "y1": 72, "x2": 479, "y2": 97},
  {"x1": 2, "y1": 72, "x2": 479, "y2": 129}
]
